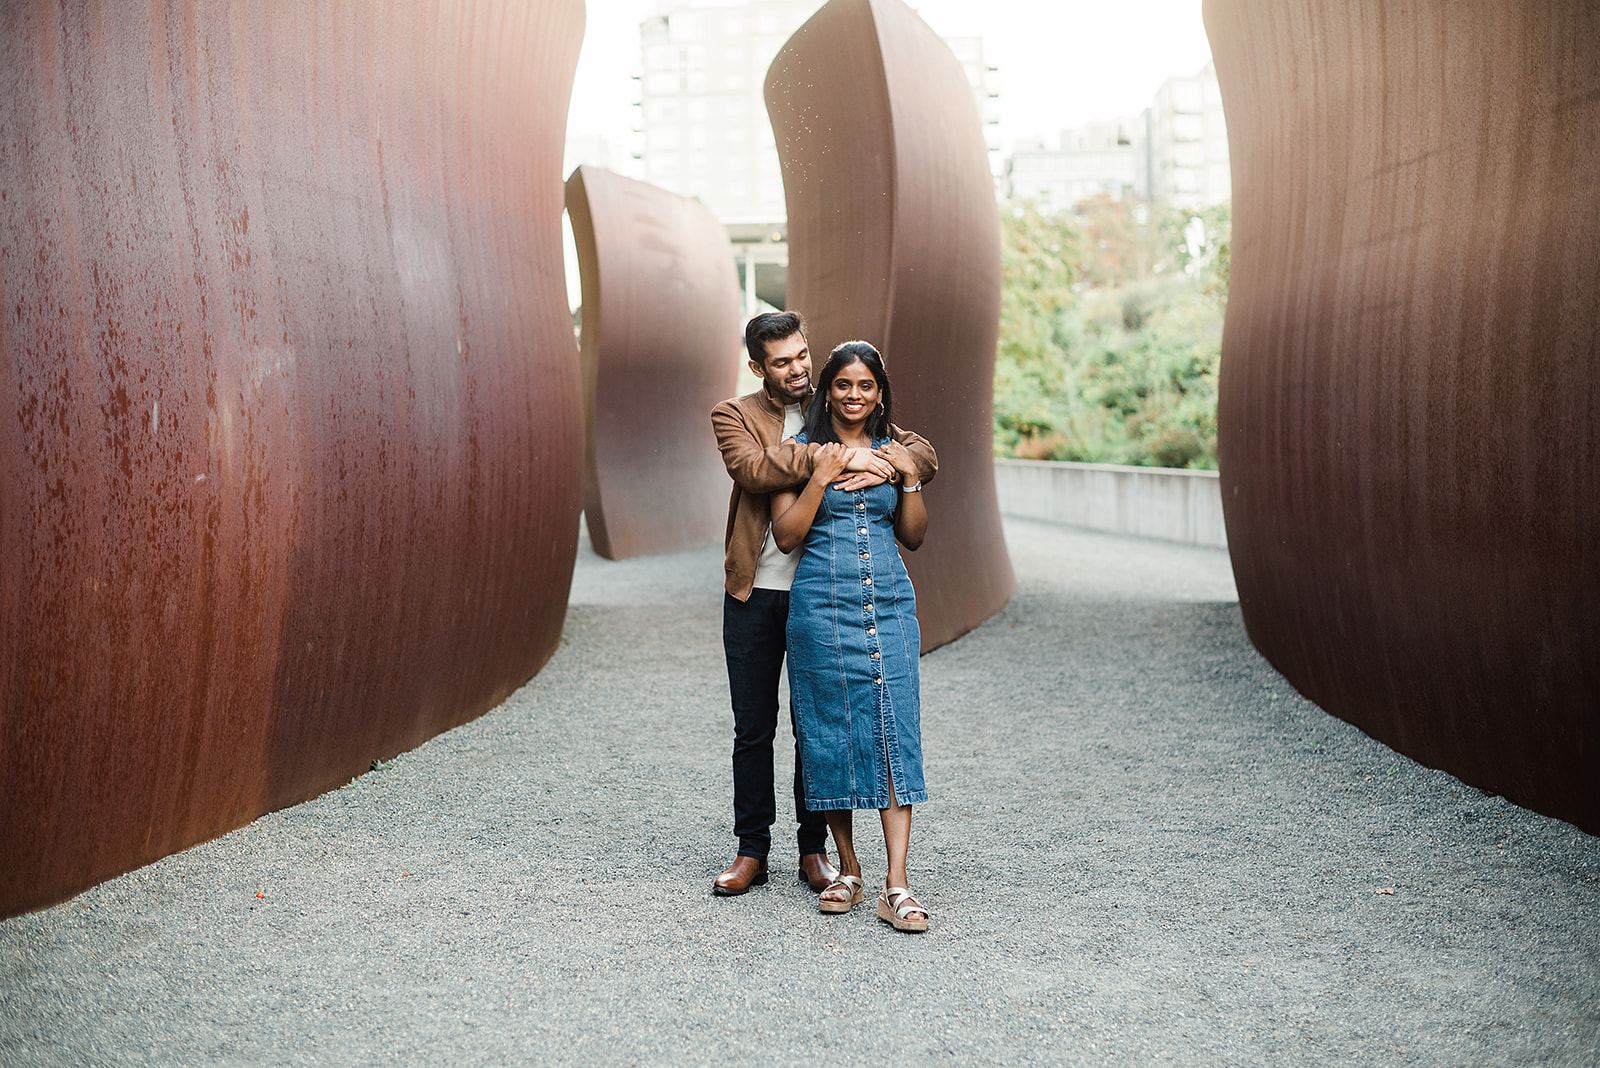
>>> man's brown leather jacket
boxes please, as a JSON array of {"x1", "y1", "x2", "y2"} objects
[{"x1": 711, "y1": 387, "x2": 937, "y2": 600}]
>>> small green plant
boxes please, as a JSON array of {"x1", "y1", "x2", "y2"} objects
[{"x1": 370, "y1": 758, "x2": 394, "y2": 772}]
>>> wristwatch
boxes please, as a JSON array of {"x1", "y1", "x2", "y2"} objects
[{"x1": 901, "y1": 479, "x2": 922, "y2": 493}]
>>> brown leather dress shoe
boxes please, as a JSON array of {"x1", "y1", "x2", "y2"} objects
[
  {"x1": 799, "y1": 852, "x2": 840, "y2": 893},
  {"x1": 712, "y1": 856, "x2": 769, "y2": 896}
]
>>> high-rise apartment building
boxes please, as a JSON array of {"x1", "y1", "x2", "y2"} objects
[
  {"x1": 636, "y1": 0, "x2": 816, "y2": 226},
  {"x1": 1001, "y1": 62, "x2": 1230, "y2": 214},
  {"x1": 1148, "y1": 62, "x2": 1230, "y2": 208},
  {"x1": 1006, "y1": 117, "x2": 1149, "y2": 214}
]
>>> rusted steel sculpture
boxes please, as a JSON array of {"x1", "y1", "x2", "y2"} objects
[
  {"x1": 765, "y1": 0, "x2": 1014, "y2": 652},
  {"x1": 0, "y1": 0, "x2": 586, "y2": 917},
  {"x1": 1206, "y1": 0, "x2": 1600, "y2": 832},
  {"x1": 565, "y1": 166, "x2": 741, "y2": 560}
]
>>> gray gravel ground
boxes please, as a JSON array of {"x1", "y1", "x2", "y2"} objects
[{"x1": 3, "y1": 517, "x2": 1597, "y2": 1067}]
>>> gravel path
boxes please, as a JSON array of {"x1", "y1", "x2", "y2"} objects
[{"x1": 3, "y1": 517, "x2": 1597, "y2": 1066}]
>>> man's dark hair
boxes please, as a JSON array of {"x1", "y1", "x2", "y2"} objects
[
  {"x1": 743, "y1": 311, "x2": 806, "y2": 366},
  {"x1": 802, "y1": 340, "x2": 893, "y2": 444}
]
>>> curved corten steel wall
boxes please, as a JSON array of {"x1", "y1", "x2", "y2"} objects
[
  {"x1": 0, "y1": 0, "x2": 585, "y2": 917},
  {"x1": 565, "y1": 166, "x2": 741, "y2": 560},
  {"x1": 765, "y1": 0, "x2": 1014, "y2": 652},
  {"x1": 1205, "y1": 1, "x2": 1600, "y2": 832}
]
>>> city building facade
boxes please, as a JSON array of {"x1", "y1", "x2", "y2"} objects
[
  {"x1": 1006, "y1": 116, "x2": 1149, "y2": 214},
  {"x1": 1002, "y1": 63, "x2": 1231, "y2": 215},
  {"x1": 1148, "y1": 62, "x2": 1230, "y2": 208},
  {"x1": 636, "y1": 0, "x2": 815, "y2": 226}
]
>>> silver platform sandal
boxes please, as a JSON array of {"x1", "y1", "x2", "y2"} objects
[
  {"x1": 877, "y1": 886, "x2": 929, "y2": 932},
  {"x1": 819, "y1": 875, "x2": 865, "y2": 914}
]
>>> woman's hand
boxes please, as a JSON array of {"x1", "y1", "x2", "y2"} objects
[
  {"x1": 773, "y1": 443, "x2": 849, "y2": 554},
  {"x1": 833, "y1": 447, "x2": 896, "y2": 491},
  {"x1": 874, "y1": 440, "x2": 920, "y2": 485}
]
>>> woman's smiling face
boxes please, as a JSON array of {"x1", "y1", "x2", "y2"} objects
[{"x1": 828, "y1": 359, "x2": 880, "y2": 431}]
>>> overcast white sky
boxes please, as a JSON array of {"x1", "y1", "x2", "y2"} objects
[{"x1": 565, "y1": 0, "x2": 1217, "y2": 155}]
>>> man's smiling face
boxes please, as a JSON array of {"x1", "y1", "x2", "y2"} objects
[{"x1": 751, "y1": 331, "x2": 811, "y2": 403}]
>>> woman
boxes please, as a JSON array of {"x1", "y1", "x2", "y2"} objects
[{"x1": 769, "y1": 341, "x2": 930, "y2": 932}]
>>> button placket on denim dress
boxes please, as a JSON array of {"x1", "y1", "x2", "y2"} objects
[{"x1": 786, "y1": 434, "x2": 926, "y2": 811}]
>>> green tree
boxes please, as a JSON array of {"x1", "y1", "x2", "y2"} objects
[{"x1": 993, "y1": 197, "x2": 1229, "y2": 469}]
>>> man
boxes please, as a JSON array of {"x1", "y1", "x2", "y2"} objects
[{"x1": 708, "y1": 311, "x2": 938, "y2": 896}]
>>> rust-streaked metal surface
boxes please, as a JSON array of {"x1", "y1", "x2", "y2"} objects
[
  {"x1": 765, "y1": 0, "x2": 1014, "y2": 652},
  {"x1": 1206, "y1": 0, "x2": 1600, "y2": 832},
  {"x1": 565, "y1": 166, "x2": 741, "y2": 560},
  {"x1": 0, "y1": 0, "x2": 586, "y2": 917}
]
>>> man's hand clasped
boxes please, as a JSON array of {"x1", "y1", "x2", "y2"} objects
[
  {"x1": 809, "y1": 441, "x2": 852, "y2": 487},
  {"x1": 830, "y1": 445, "x2": 900, "y2": 492}
]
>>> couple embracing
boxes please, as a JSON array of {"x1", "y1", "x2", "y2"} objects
[{"x1": 709, "y1": 311, "x2": 937, "y2": 933}]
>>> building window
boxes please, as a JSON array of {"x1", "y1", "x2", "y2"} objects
[{"x1": 669, "y1": 13, "x2": 704, "y2": 40}]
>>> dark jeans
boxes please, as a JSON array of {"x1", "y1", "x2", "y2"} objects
[{"x1": 724, "y1": 588, "x2": 829, "y2": 860}]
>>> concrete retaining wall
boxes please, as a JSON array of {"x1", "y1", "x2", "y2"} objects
[{"x1": 993, "y1": 459, "x2": 1228, "y2": 549}]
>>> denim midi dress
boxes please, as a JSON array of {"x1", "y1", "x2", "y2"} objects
[{"x1": 786, "y1": 433, "x2": 926, "y2": 811}]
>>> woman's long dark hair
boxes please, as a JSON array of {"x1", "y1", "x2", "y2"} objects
[{"x1": 803, "y1": 341, "x2": 893, "y2": 445}]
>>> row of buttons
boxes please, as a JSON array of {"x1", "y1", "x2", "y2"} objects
[{"x1": 857, "y1": 490, "x2": 883, "y2": 685}]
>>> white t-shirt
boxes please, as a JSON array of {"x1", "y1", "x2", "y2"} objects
[{"x1": 752, "y1": 403, "x2": 805, "y2": 591}]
